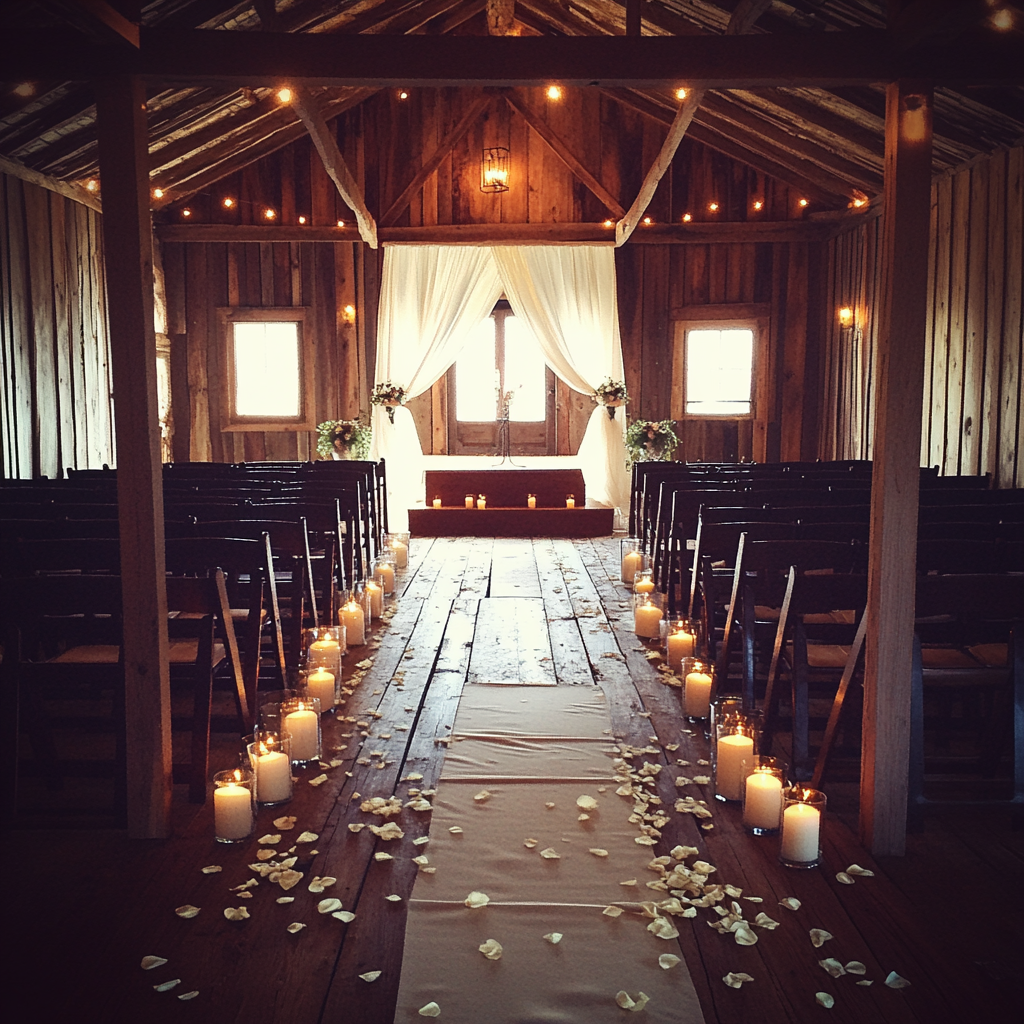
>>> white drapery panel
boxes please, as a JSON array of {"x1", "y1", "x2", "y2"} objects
[
  {"x1": 372, "y1": 245, "x2": 629, "y2": 526},
  {"x1": 491, "y1": 246, "x2": 629, "y2": 511}
]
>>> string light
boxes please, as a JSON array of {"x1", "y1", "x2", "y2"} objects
[
  {"x1": 708, "y1": 202, "x2": 719, "y2": 213},
  {"x1": 14, "y1": 82, "x2": 35, "y2": 98},
  {"x1": 838, "y1": 307, "x2": 854, "y2": 329},
  {"x1": 264, "y1": 208, "x2": 276, "y2": 220},
  {"x1": 222, "y1": 197, "x2": 235, "y2": 208},
  {"x1": 298, "y1": 215, "x2": 307, "y2": 224},
  {"x1": 276, "y1": 87, "x2": 293, "y2": 103},
  {"x1": 798, "y1": 198, "x2": 809, "y2": 208},
  {"x1": 603, "y1": 219, "x2": 614, "y2": 228},
  {"x1": 337, "y1": 219, "x2": 345, "y2": 228},
  {"x1": 152, "y1": 187, "x2": 164, "y2": 199},
  {"x1": 182, "y1": 208, "x2": 192, "y2": 218},
  {"x1": 398, "y1": 90, "x2": 409, "y2": 100},
  {"x1": 85, "y1": 179, "x2": 99, "y2": 192},
  {"x1": 752, "y1": 199, "x2": 764, "y2": 211},
  {"x1": 682, "y1": 213, "x2": 692, "y2": 222},
  {"x1": 343, "y1": 304, "x2": 356, "y2": 321},
  {"x1": 991, "y1": 7, "x2": 1013, "y2": 29},
  {"x1": 851, "y1": 197, "x2": 867, "y2": 209},
  {"x1": 546, "y1": 85, "x2": 562, "y2": 101},
  {"x1": 675, "y1": 87, "x2": 688, "y2": 101},
  {"x1": 642, "y1": 216, "x2": 653, "y2": 226}
]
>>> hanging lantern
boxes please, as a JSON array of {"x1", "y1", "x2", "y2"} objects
[{"x1": 481, "y1": 147, "x2": 510, "y2": 194}]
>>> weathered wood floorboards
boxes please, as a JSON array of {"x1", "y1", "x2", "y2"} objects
[{"x1": 13, "y1": 537, "x2": 1020, "y2": 1023}]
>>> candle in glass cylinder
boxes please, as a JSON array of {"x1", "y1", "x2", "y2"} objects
[
  {"x1": 308, "y1": 635, "x2": 341, "y2": 672},
  {"x1": 633, "y1": 573, "x2": 655, "y2": 595},
  {"x1": 465, "y1": 494, "x2": 474, "y2": 508},
  {"x1": 716, "y1": 732, "x2": 754, "y2": 801},
  {"x1": 781, "y1": 800, "x2": 821, "y2": 864},
  {"x1": 390, "y1": 538, "x2": 408, "y2": 568},
  {"x1": 527, "y1": 494, "x2": 536, "y2": 509},
  {"x1": 376, "y1": 562, "x2": 396, "y2": 595},
  {"x1": 433, "y1": 497, "x2": 442, "y2": 509},
  {"x1": 477, "y1": 495, "x2": 487, "y2": 509},
  {"x1": 667, "y1": 628, "x2": 695, "y2": 669},
  {"x1": 214, "y1": 770, "x2": 253, "y2": 841},
  {"x1": 684, "y1": 665, "x2": 713, "y2": 718},
  {"x1": 340, "y1": 598, "x2": 365, "y2": 645},
  {"x1": 365, "y1": 579, "x2": 383, "y2": 619},
  {"x1": 621, "y1": 549, "x2": 643, "y2": 583},
  {"x1": 306, "y1": 667, "x2": 336, "y2": 710},
  {"x1": 254, "y1": 744, "x2": 291, "y2": 804},
  {"x1": 634, "y1": 598, "x2": 663, "y2": 638},
  {"x1": 566, "y1": 495, "x2": 575, "y2": 509},
  {"x1": 743, "y1": 769, "x2": 784, "y2": 832},
  {"x1": 285, "y1": 703, "x2": 319, "y2": 762}
]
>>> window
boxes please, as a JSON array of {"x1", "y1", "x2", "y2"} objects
[
  {"x1": 447, "y1": 300, "x2": 555, "y2": 455},
  {"x1": 671, "y1": 306, "x2": 768, "y2": 422},
  {"x1": 218, "y1": 308, "x2": 312, "y2": 431}
]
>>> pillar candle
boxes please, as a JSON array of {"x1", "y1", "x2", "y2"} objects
[
  {"x1": 285, "y1": 706, "x2": 320, "y2": 762},
  {"x1": 566, "y1": 496, "x2": 575, "y2": 509},
  {"x1": 255, "y1": 748, "x2": 291, "y2": 804},
  {"x1": 365, "y1": 580, "x2": 383, "y2": 619},
  {"x1": 743, "y1": 770, "x2": 784, "y2": 831},
  {"x1": 308, "y1": 636, "x2": 341, "y2": 673},
  {"x1": 527, "y1": 495, "x2": 536, "y2": 509},
  {"x1": 634, "y1": 576, "x2": 655, "y2": 595},
  {"x1": 716, "y1": 733, "x2": 754, "y2": 801},
  {"x1": 781, "y1": 801, "x2": 821, "y2": 863},
  {"x1": 465, "y1": 495, "x2": 474, "y2": 508},
  {"x1": 391, "y1": 539, "x2": 408, "y2": 568},
  {"x1": 634, "y1": 601, "x2": 663, "y2": 638},
  {"x1": 684, "y1": 668, "x2": 713, "y2": 717},
  {"x1": 340, "y1": 599, "x2": 365, "y2": 645},
  {"x1": 667, "y1": 629, "x2": 695, "y2": 669},
  {"x1": 433, "y1": 497, "x2": 442, "y2": 509},
  {"x1": 621, "y1": 549, "x2": 643, "y2": 583},
  {"x1": 306, "y1": 668, "x2": 336, "y2": 710},
  {"x1": 477, "y1": 495, "x2": 487, "y2": 509},
  {"x1": 376, "y1": 562, "x2": 396, "y2": 595},
  {"x1": 214, "y1": 779, "x2": 253, "y2": 840}
]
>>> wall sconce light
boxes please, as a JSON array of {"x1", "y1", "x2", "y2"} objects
[
  {"x1": 342, "y1": 304, "x2": 356, "y2": 323},
  {"x1": 838, "y1": 307, "x2": 855, "y2": 330},
  {"x1": 481, "y1": 147, "x2": 510, "y2": 193}
]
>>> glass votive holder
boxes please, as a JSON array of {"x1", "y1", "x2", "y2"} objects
[
  {"x1": 304, "y1": 624, "x2": 344, "y2": 670},
  {"x1": 620, "y1": 537, "x2": 646, "y2": 583},
  {"x1": 257, "y1": 689, "x2": 297, "y2": 732},
  {"x1": 527, "y1": 493, "x2": 537, "y2": 509},
  {"x1": 663, "y1": 618, "x2": 697, "y2": 670},
  {"x1": 213, "y1": 767, "x2": 255, "y2": 843},
  {"x1": 633, "y1": 567, "x2": 656, "y2": 597},
  {"x1": 373, "y1": 555, "x2": 396, "y2": 595},
  {"x1": 565, "y1": 493, "x2": 576, "y2": 509},
  {"x1": 711, "y1": 698, "x2": 761, "y2": 802},
  {"x1": 780, "y1": 787, "x2": 827, "y2": 868},
  {"x1": 465, "y1": 494, "x2": 474, "y2": 508},
  {"x1": 477, "y1": 494, "x2": 487, "y2": 509},
  {"x1": 742, "y1": 756, "x2": 787, "y2": 836},
  {"x1": 301, "y1": 665, "x2": 338, "y2": 714},
  {"x1": 432, "y1": 496, "x2": 442, "y2": 509},
  {"x1": 682, "y1": 658, "x2": 714, "y2": 721},
  {"x1": 281, "y1": 697, "x2": 321, "y2": 766},
  {"x1": 633, "y1": 591, "x2": 665, "y2": 639},
  {"x1": 362, "y1": 577, "x2": 384, "y2": 621},
  {"x1": 387, "y1": 531, "x2": 410, "y2": 569},
  {"x1": 248, "y1": 731, "x2": 293, "y2": 806},
  {"x1": 339, "y1": 586, "x2": 367, "y2": 645}
]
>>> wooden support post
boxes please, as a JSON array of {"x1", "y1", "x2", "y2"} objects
[
  {"x1": 860, "y1": 79, "x2": 933, "y2": 857},
  {"x1": 625, "y1": 0, "x2": 641, "y2": 37},
  {"x1": 95, "y1": 75, "x2": 172, "y2": 838}
]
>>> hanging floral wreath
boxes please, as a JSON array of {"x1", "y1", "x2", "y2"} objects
[
  {"x1": 316, "y1": 419, "x2": 372, "y2": 460},
  {"x1": 371, "y1": 381, "x2": 408, "y2": 424},
  {"x1": 593, "y1": 378, "x2": 630, "y2": 419},
  {"x1": 625, "y1": 419, "x2": 679, "y2": 464}
]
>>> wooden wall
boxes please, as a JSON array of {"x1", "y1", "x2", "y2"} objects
[
  {"x1": 820, "y1": 146, "x2": 1023, "y2": 487},
  {"x1": 0, "y1": 172, "x2": 114, "y2": 479}
]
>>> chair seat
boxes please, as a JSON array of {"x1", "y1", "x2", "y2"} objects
[
  {"x1": 920, "y1": 646, "x2": 981, "y2": 668},
  {"x1": 968, "y1": 642, "x2": 1008, "y2": 667},
  {"x1": 758, "y1": 606, "x2": 855, "y2": 624},
  {"x1": 49, "y1": 640, "x2": 226, "y2": 665}
]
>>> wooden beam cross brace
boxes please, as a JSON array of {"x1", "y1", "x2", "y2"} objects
[{"x1": 291, "y1": 88, "x2": 378, "y2": 248}]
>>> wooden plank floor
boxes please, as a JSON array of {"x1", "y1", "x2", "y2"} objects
[{"x1": 11, "y1": 536, "x2": 1023, "y2": 1024}]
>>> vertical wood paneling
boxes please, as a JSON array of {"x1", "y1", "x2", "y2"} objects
[{"x1": 824, "y1": 146, "x2": 1022, "y2": 486}]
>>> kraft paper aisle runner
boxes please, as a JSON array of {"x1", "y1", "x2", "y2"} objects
[{"x1": 394, "y1": 684, "x2": 706, "y2": 1023}]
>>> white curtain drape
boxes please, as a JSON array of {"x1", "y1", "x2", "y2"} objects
[{"x1": 372, "y1": 244, "x2": 630, "y2": 527}]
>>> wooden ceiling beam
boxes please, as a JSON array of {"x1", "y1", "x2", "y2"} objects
[
  {"x1": 6, "y1": 26, "x2": 1022, "y2": 87},
  {"x1": 502, "y1": 90, "x2": 626, "y2": 218},
  {"x1": 380, "y1": 91, "x2": 495, "y2": 227},
  {"x1": 0, "y1": 152, "x2": 102, "y2": 211},
  {"x1": 616, "y1": 0, "x2": 772, "y2": 245}
]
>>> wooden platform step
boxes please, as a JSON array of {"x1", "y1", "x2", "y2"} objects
[{"x1": 408, "y1": 507, "x2": 613, "y2": 538}]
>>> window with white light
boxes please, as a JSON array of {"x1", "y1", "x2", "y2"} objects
[
  {"x1": 685, "y1": 327, "x2": 754, "y2": 416},
  {"x1": 219, "y1": 308, "x2": 312, "y2": 430}
]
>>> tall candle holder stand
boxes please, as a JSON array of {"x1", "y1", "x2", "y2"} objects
[{"x1": 711, "y1": 698, "x2": 761, "y2": 802}]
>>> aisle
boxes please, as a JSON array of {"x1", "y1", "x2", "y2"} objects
[{"x1": 17, "y1": 537, "x2": 1001, "y2": 1024}]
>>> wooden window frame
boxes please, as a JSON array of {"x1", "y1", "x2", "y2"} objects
[
  {"x1": 217, "y1": 307, "x2": 313, "y2": 432},
  {"x1": 670, "y1": 304, "x2": 769, "y2": 423}
]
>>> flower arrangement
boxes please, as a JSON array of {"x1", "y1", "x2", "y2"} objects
[
  {"x1": 316, "y1": 419, "x2": 372, "y2": 460},
  {"x1": 371, "y1": 381, "x2": 408, "y2": 423},
  {"x1": 625, "y1": 419, "x2": 679, "y2": 464},
  {"x1": 593, "y1": 378, "x2": 630, "y2": 419}
]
